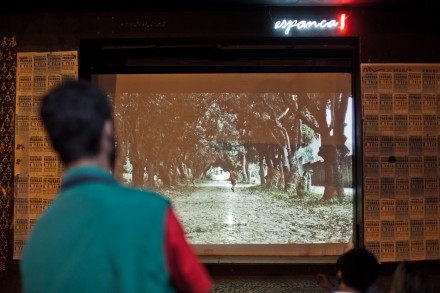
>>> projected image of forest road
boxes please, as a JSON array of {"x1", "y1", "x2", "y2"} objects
[
  {"x1": 165, "y1": 180, "x2": 353, "y2": 245},
  {"x1": 111, "y1": 74, "x2": 356, "y2": 245}
]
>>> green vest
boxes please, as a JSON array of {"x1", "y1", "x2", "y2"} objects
[{"x1": 21, "y1": 166, "x2": 175, "y2": 293}]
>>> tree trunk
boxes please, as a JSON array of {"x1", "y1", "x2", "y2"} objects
[
  {"x1": 131, "y1": 159, "x2": 144, "y2": 187},
  {"x1": 258, "y1": 155, "x2": 266, "y2": 185},
  {"x1": 242, "y1": 152, "x2": 249, "y2": 182},
  {"x1": 177, "y1": 163, "x2": 186, "y2": 183},
  {"x1": 255, "y1": 144, "x2": 267, "y2": 185},
  {"x1": 318, "y1": 145, "x2": 345, "y2": 201},
  {"x1": 113, "y1": 140, "x2": 127, "y2": 183},
  {"x1": 316, "y1": 93, "x2": 350, "y2": 201},
  {"x1": 295, "y1": 174, "x2": 305, "y2": 198},
  {"x1": 146, "y1": 163, "x2": 155, "y2": 188},
  {"x1": 158, "y1": 164, "x2": 171, "y2": 188},
  {"x1": 335, "y1": 144, "x2": 349, "y2": 201},
  {"x1": 280, "y1": 145, "x2": 291, "y2": 192},
  {"x1": 278, "y1": 160, "x2": 284, "y2": 190}
]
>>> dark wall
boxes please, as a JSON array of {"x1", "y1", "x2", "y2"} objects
[{"x1": 0, "y1": 4, "x2": 439, "y2": 62}]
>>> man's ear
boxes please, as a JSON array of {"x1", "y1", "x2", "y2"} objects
[
  {"x1": 102, "y1": 119, "x2": 114, "y2": 139},
  {"x1": 101, "y1": 119, "x2": 114, "y2": 151},
  {"x1": 336, "y1": 270, "x2": 342, "y2": 278},
  {"x1": 336, "y1": 270, "x2": 343, "y2": 285}
]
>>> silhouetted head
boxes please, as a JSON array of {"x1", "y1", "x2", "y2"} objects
[
  {"x1": 336, "y1": 248, "x2": 379, "y2": 291},
  {"x1": 40, "y1": 79, "x2": 115, "y2": 168}
]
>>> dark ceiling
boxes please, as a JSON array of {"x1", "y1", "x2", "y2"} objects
[
  {"x1": 94, "y1": 0, "x2": 404, "y2": 6},
  {"x1": 4, "y1": 0, "x2": 414, "y2": 12}
]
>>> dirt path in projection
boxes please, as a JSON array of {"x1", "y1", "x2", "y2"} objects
[{"x1": 165, "y1": 180, "x2": 353, "y2": 244}]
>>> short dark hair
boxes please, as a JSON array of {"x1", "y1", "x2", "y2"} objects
[
  {"x1": 336, "y1": 248, "x2": 379, "y2": 291},
  {"x1": 40, "y1": 79, "x2": 112, "y2": 164}
]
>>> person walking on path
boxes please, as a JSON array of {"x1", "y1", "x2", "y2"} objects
[{"x1": 230, "y1": 168, "x2": 237, "y2": 192}]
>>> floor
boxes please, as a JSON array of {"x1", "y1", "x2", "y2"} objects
[
  {"x1": 209, "y1": 263, "x2": 440, "y2": 293},
  {"x1": 2, "y1": 261, "x2": 440, "y2": 293},
  {"x1": 212, "y1": 275, "x2": 329, "y2": 293},
  {"x1": 1, "y1": 272, "x2": 379, "y2": 293}
]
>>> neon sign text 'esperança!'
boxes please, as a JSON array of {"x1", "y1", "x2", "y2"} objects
[{"x1": 274, "y1": 14, "x2": 346, "y2": 35}]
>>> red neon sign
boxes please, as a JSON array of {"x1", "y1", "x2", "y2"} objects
[{"x1": 339, "y1": 13, "x2": 346, "y2": 31}]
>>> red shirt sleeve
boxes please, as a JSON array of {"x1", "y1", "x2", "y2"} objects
[{"x1": 165, "y1": 206, "x2": 213, "y2": 293}]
